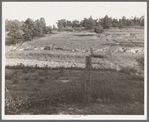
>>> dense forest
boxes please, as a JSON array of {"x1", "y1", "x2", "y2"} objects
[{"x1": 5, "y1": 15, "x2": 144, "y2": 45}]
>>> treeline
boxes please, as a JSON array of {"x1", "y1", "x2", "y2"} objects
[
  {"x1": 57, "y1": 15, "x2": 144, "y2": 33},
  {"x1": 5, "y1": 15, "x2": 144, "y2": 45},
  {"x1": 5, "y1": 18, "x2": 52, "y2": 45}
]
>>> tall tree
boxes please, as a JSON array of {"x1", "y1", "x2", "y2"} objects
[
  {"x1": 112, "y1": 18, "x2": 118, "y2": 27},
  {"x1": 24, "y1": 18, "x2": 36, "y2": 38},
  {"x1": 86, "y1": 16, "x2": 96, "y2": 29},
  {"x1": 81, "y1": 18, "x2": 88, "y2": 27},
  {"x1": 40, "y1": 17, "x2": 46, "y2": 33},
  {"x1": 133, "y1": 16, "x2": 137, "y2": 25},
  {"x1": 102, "y1": 15, "x2": 112, "y2": 29},
  {"x1": 72, "y1": 20, "x2": 80, "y2": 27},
  {"x1": 35, "y1": 19, "x2": 44, "y2": 37},
  {"x1": 5, "y1": 20, "x2": 24, "y2": 44},
  {"x1": 21, "y1": 22, "x2": 32, "y2": 41},
  {"x1": 126, "y1": 19, "x2": 134, "y2": 27},
  {"x1": 81, "y1": 17, "x2": 96, "y2": 29},
  {"x1": 118, "y1": 19, "x2": 124, "y2": 29},
  {"x1": 57, "y1": 19, "x2": 67, "y2": 28},
  {"x1": 5, "y1": 20, "x2": 22, "y2": 33},
  {"x1": 66, "y1": 20, "x2": 72, "y2": 27}
]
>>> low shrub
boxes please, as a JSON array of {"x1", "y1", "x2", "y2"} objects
[{"x1": 94, "y1": 25, "x2": 103, "y2": 33}]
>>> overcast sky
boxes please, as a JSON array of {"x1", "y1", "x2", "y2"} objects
[{"x1": 3, "y1": 2, "x2": 147, "y2": 26}]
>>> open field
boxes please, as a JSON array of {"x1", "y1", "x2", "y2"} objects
[{"x1": 5, "y1": 27, "x2": 144, "y2": 115}]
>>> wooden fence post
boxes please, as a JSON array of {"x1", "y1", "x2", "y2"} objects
[{"x1": 84, "y1": 56, "x2": 92, "y2": 105}]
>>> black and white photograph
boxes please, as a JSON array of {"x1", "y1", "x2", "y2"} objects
[{"x1": 2, "y1": 2, "x2": 147, "y2": 120}]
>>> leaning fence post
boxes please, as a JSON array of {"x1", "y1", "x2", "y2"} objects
[{"x1": 84, "y1": 56, "x2": 92, "y2": 105}]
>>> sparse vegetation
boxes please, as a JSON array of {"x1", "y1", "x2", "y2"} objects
[{"x1": 94, "y1": 25, "x2": 103, "y2": 33}]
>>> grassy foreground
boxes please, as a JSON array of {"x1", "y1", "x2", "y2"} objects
[{"x1": 5, "y1": 66, "x2": 144, "y2": 115}]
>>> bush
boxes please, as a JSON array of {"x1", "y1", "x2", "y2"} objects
[
  {"x1": 94, "y1": 25, "x2": 103, "y2": 33},
  {"x1": 6, "y1": 30, "x2": 24, "y2": 45}
]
